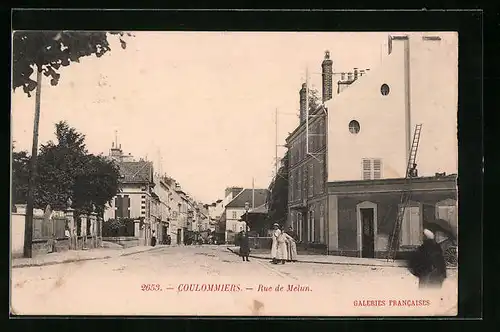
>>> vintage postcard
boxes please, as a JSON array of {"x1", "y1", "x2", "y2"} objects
[{"x1": 10, "y1": 31, "x2": 458, "y2": 316}]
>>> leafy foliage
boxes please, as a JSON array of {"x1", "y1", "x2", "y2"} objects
[
  {"x1": 309, "y1": 88, "x2": 321, "y2": 112},
  {"x1": 12, "y1": 31, "x2": 132, "y2": 96},
  {"x1": 13, "y1": 121, "x2": 121, "y2": 214},
  {"x1": 266, "y1": 151, "x2": 289, "y2": 228},
  {"x1": 12, "y1": 148, "x2": 30, "y2": 205}
]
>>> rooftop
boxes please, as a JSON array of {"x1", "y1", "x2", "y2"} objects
[
  {"x1": 225, "y1": 188, "x2": 269, "y2": 209},
  {"x1": 118, "y1": 161, "x2": 154, "y2": 184}
]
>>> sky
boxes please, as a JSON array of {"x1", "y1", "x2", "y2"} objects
[{"x1": 11, "y1": 32, "x2": 389, "y2": 203}]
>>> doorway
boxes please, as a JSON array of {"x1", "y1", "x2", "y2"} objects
[
  {"x1": 177, "y1": 228, "x2": 182, "y2": 245},
  {"x1": 360, "y1": 208, "x2": 375, "y2": 258}
]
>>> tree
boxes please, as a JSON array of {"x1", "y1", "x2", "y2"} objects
[
  {"x1": 13, "y1": 31, "x2": 132, "y2": 96},
  {"x1": 12, "y1": 31, "x2": 132, "y2": 258},
  {"x1": 308, "y1": 88, "x2": 321, "y2": 112},
  {"x1": 12, "y1": 148, "x2": 30, "y2": 205},
  {"x1": 266, "y1": 151, "x2": 289, "y2": 228},
  {"x1": 35, "y1": 121, "x2": 120, "y2": 215}
]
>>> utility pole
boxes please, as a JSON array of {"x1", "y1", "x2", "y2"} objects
[
  {"x1": 252, "y1": 177, "x2": 255, "y2": 209},
  {"x1": 305, "y1": 67, "x2": 310, "y2": 155},
  {"x1": 275, "y1": 108, "x2": 278, "y2": 177},
  {"x1": 24, "y1": 65, "x2": 43, "y2": 258}
]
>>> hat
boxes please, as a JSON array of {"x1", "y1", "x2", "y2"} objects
[
  {"x1": 423, "y1": 228, "x2": 435, "y2": 240},
  {"x1": 273, "y1": 223, "x2": 279, "y2": 227}
]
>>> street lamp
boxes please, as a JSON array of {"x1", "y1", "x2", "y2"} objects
[{"x1": 244, "y1": 202, "x2": 250, "y2": 232}]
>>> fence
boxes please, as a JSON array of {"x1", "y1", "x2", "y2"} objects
[{"x1": 11, "y1": 204, "x2": 104, "y2": 257}]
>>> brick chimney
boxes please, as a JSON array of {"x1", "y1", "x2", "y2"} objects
[
  {"x1": 299, "y1": 83, "x2": 307, "y2": 123},
  {"x1": 321, "y1": 50, "x2": 333, "y2": 102}
]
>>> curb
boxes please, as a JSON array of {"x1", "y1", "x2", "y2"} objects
[
  {"x1": 226, "y1": 247, "x2": 406, "y2": 269},
  {"x1": 226, "y1": 247, "x2": 457, "y2": 270},
  {"x1": 11, "y1": 255, "x2": 113, "y2": 269},
  {"x1": 12, "y1": 246, "x2": 166, "y2": 269}
]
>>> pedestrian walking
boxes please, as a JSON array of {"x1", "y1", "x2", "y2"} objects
[
  {"x1": 407, "y1": 228, "x2": 447, "y2": 289},
  {"x1": 151, "y1": 230, "x2": 157, "y2": 247},
  {"x1": 285, "y1": 226, "x2": 298, "y2": 262},
  {"x1": 239, "y1": 230, "x2": 250, "y2": 262}
]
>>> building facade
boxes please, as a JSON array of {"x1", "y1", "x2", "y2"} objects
[
  {"x1": 223, "y1": 188, "x2": 269, "y2": 243},
  {"x1": 286, "y1": 33, "x2": 458, "y2": 258}
]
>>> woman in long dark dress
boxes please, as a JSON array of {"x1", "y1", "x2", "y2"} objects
[
  {"x1": 239, "y1": 230, "x2": 250, "y2": 262},
  {"x1": 407, "y1": 228, "x2": 447, "y2": 289}
]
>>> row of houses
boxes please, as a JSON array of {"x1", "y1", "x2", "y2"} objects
[
  {"x1": 102, "y1": 141, "x2": 210, "y2": 245},
  {"x1": 282, "y1": 32, "x2": 458, "y2": 258}
]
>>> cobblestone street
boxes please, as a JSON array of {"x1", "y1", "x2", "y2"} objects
[{"x1": 11, "y1": 246, "x2": 457, "y2": 316}]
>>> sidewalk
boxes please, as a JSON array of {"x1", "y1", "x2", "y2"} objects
[
  {"x1": 12, "y1": 245, "x2": 166, "y2": 269},
  {"x1": 227, "y1": 246, "x2": 407, "y2": 268}
]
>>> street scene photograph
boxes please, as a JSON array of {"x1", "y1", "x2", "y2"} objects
[{"x1": 10, "y1": 31, "x2": 458, "y2": 317}]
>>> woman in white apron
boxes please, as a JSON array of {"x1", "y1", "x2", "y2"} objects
[
  {"x1": 284, "y1": 226, "x2": 298, "y2": 262},
  {"x1": 271, "y1": 223, "x2": 280, "y2": 264}
]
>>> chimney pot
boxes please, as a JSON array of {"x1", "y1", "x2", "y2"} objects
[
  {"x1": 299, "y1": 83, "x2": 307, "y2": 123},
  {"x1": 321, "y1": 50, "x2": 333, "y2": 102},
  {"x1": 347, "y1": 72, "x2": 353, "y2": 80},
  {"x1": 354, "y1": 68, "x2": 359, "y2": 80}
]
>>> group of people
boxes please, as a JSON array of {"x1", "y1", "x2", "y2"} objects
[
  {"x1": 238, "y1": 223, "x2": 298, "y2": 264},
  {"x1": 270, "y1": 223, "x2": 298, "y2": 264},
  {"x1": 238, "y1": 221, "x2": 449, "y2": 290}
]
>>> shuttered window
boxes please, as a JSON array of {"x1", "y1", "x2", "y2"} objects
[
  {"x1": 319, "y1": 204, "x2": 325, "y2": 243},
  {"x1": 435, "y1": 199, "x2": 458, "y2": 241},
  {"x1": 362, "y1": 158, "x2": 383, "y2": 180},
  {"x1": 297, "y1": 169, "x2": 302, "y2": 200},
  {"x1": 399, "y1": 205, "x2": 422, "y2": 246},
  {"x1": 308, "y1": 163, "x2": 314, "y2": 197}
]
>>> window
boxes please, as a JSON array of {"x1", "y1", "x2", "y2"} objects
[
  {"x1": 232, "y1": 211, "x2": 237, "y2": 219},
  {"x1": 318, "y1": 159, "x2": 324, "y2": 194},
  {"x1": 349, "y1": 120, "x2": 360, "y2": 134},
  {"x1": 400, "y1": 205, "x2": 422, "y2": 246},
  {"x1": 381, "y1": 84, "x2": 390, "y2": 96},
  {"x1": 362, "y1": 158, "x2": 383, "y2": 180},
  {"x1": 435, "y1": 199, "x2": 458, "y2": 242},
  {"x1": 289, "y1": 173, "x2": 294, "y2": 201},
  {"x1": 297, "y1": 169, "x2": 302, "y2": 200},
  {"x1": 319, "y1": 204, "x2": 325, "y2": 243},
  {"x1": 302, "y1": 166, "x2": 307, "y2": 200},
  {"x1": 308, "y1": 210, "x2": 315, "y2": 242},
  {"x1": 298, "y1": 213, "x2": 303, "y2": 241},
  {"x1": 308, "y1": 163, "x2": 314, "y2": 197}
]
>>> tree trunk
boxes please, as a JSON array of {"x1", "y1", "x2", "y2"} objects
[{"x1": 23, "y1": 66, "x2": 42, "y2": 258}]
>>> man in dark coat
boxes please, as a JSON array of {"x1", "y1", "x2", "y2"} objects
[
  {"x1": 239, "y1": 230, "x2": 250, "y2": 262},
  {"x1": 407, "y1": 228, "x2": 447, "y2": 289}
]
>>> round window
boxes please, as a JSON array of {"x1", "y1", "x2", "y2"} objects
[
  {"x1": 348, "y1": 120, "x2": 360, "y2": 134},
  {"x1": 381, "y1": 84, "x2": 390, "y2": 96}
]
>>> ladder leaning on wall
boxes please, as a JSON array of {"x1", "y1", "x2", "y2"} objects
[{"x1": 386, "y1": 124, "x2": 423, "y2": 262}]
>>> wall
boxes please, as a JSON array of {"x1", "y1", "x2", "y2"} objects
[
  {"x1": 330, "y1": 190, "x2": 457, "y2": 257},
  {"x1": 11, "y1": 213, "x2": 26, "y2": 256},
  {"x1": 407, "y1": 33, "x2": 458, "y2": 176},
  {"x1": 225, "y1": 208, "x2": 247, "y2": 233},
  {"x1": 326, "y1": 32, "x2": 458, "y2": 182},
  {"x1": 104, "y1": 184, "x2": 148, "y2": 221},
  {"x1": 102, "y1": 236, "x2": 140, "y2": 248},
  {"x1": 326, "y1": 38, "x2": 407, "y2": 181}
]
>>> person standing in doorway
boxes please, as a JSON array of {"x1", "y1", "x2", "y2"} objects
[
  {"x1": 407, "y1": 228, "x2": 447, "y2": 289},
  {"x1": 239, "y1": 229, "x2": 250, "y2": 262}
]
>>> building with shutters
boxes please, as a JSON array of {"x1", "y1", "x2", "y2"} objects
[
  {"x1": 103, "y1": 142, "x2": 173, "y2": 245},
  {"x1": 285, "y1": 32, "x2": 458, "y2": 259}
]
